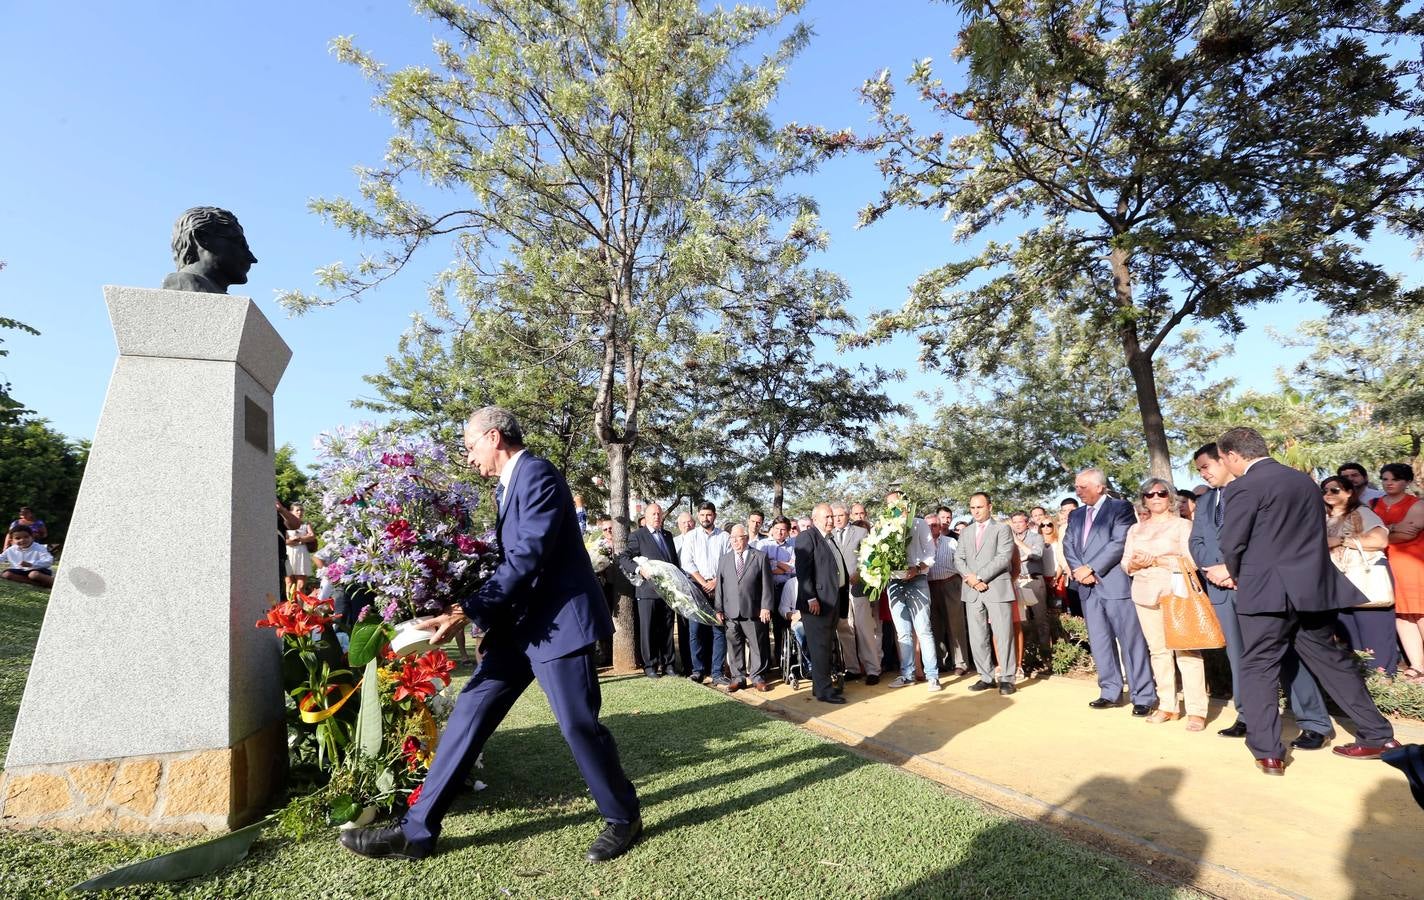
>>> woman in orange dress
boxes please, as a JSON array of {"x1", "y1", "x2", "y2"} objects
[{"x1": 1370, "y1": 463, "x2": 1424, "y2": 681}]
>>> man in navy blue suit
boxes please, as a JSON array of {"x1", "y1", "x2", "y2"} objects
[
  {"x1": 1062, "y1": 467, "x2": 1158, "y2": 715},
  {"x1": 1215, "y1": 427, "x2": 1397, "y2": 775},
  {"x1": 340, "y1": 407, "x2": 641, "y2": 862}
]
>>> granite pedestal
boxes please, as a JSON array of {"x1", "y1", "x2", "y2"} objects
[{"x1": 0, "y1": 286, "x2": 291, "y2": 833}]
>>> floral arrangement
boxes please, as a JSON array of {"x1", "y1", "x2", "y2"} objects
[
  {"x1": 312, "y1": 425, "x2": 500, "y2": 625},
  {"x1": 257, "y1": 589, "x2": 457, "y2": 826},
  {"x1": 632, "y1": 556, "x2": 719, "y2": 625},
  {"x1": 857, "y1": 499, "x2": 913, "y2": 604},
  {"x1": 585, "y1": 531, "x2": 614, "y2": 572}
]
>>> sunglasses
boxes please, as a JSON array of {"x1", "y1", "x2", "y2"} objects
[
  {"x1": 1141, "y1": 490, "x2": 1170, "y2": 499},
  {"x1": 1322, "y1": 486, "x2": 1348, "y2": 495}
]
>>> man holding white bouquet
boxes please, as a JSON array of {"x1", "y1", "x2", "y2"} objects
[{"x1": 881, "y1": 490, "x2": 941, "y2": 693}]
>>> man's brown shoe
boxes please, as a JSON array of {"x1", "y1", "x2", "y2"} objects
[
  {"x1": 1256, "y1": 757, "x2": 1285, "y2": 776},
  {"x1": 754, "y1": 682, "x2": 771, "y2": 692},
  {"x1": 1332, "y1": 739, "x2": 1401, "y2": 760}
]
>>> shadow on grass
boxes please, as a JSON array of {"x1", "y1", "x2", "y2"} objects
[
  {"x1": 437, "y1": 697, "x2": 868, "y2": 852},
  {"x1": 882, "y1": 767, "x2": 1205, "y2": 899}
]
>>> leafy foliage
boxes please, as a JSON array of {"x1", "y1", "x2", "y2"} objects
[
  {"x1": 0, "y1": 417, "x2": 87, "y2": 545},
  {"x1": 800, "y1": 0, "x2": 1424, "y2": 477}
]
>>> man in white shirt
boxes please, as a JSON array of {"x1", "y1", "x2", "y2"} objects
[
  {"x1": 1338, "y1": 463, "x2": 1385, "y2": 505},
  {"x1": 928, "y1": 509, "x2": 969, "y2": 676},
  {"x1": 882, "y1": 491, "x2": 941, "y2": 693},
  {"x1": 680, "y1": 501, "x2": 730, "y2": 685}
]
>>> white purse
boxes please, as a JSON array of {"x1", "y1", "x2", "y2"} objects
[{"x1": 1342, "y1": 540, "x2": 1394, "y2": 610}]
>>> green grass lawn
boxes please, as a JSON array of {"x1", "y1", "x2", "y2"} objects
[{"x1": 0, "y1": 580, "x2": 1196, "y2": 899}]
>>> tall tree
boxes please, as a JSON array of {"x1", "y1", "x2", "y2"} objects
[
  {"x1": 708, "y1": 223, "x2": 905, "y2": 514},
  {"x1": 1287, "y1": 310, "x2": 1424, "y2": 472},
  {"x1": 0, "y1": 418, "x2": 86, "y2": 545},
  {"x1": 274, "y1": 443, "x2": 311, "y2": 505},
  {"x1": 801, "y1": 0, "x2": 1424, "y2": 478},
  {"x1": 281, "y1": 0, "x2": 818, "y2": 670}
]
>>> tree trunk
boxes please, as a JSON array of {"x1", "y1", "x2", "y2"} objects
[
  {"x1": 604, "y1": 441, "x2": 639, "y2": 673},
  {"x1": 1109, "y1": 248, "x2": 1173, "y2": 482},
  {"x1": 772, "y1": 478, "x2": 784, "y2": 518}
]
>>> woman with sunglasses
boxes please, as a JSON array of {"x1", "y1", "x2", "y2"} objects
[
  {"x1": 1122, "y1": 477, "x2": 1208, "y2": 729},
  {"x1": 1038, "y1": 521, "x2": 1068, "y2": 613},
  {"x1": 1370, "y1": 464, "x2": 1424, "y2": 681},
  {"x1": 1321, "y1": 475, "x2": 1399, "y2": 679}
]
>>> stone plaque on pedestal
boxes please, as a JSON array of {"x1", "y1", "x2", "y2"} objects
[{"x1": 0, "y1": 286, "x2": 291, "y2": 834}]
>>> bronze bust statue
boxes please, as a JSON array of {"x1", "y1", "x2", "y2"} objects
[{"x1": 162, "y1": 207, "x2": 258, "y2": 294}]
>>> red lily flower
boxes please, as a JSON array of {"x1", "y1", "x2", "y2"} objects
[{"x1": 407, "y1": 783, "x2": 424, "y2": 808}]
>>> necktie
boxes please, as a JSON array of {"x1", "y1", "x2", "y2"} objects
[
  {"x1": 975, "y1": 522, "x2": 987, "y2": 550},
  {"x1": 1081, "y1": 505, "x2": 1096, "y2": 549},
  {"x1": 494, "y1": 482, "x2": 505, "y2": 516},
  {"x1": 652, "y1": 530, "x2": 667, "y2": 558},
  {"x1": 735, "y1": 550, "x2": 745, "y2": 576}
]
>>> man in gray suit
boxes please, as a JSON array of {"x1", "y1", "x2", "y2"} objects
[
  {"x1": 1190, "y1": 441, "x2": 1333, "y2": 750},
  {"x1": 955, "y1": 493, "x2": 1019, "y2": 695},
  {"x1": 832, "y1": 502, "x2": 879, "y2": 684},
  {"x1": 714, "y1": 525, "x2": 774, "y2": 692}
]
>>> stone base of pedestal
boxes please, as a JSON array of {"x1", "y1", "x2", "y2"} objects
[{"x1": 0, "y1": 719, "x2": 285, "y2": 834}]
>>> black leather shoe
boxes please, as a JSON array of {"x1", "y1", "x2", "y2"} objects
[
  {"x1": 998, "y1": 681, "x2": 1016, "y2": 696},
  {"x1": 843, "y1": 671, "x2": 862, "y2": 681},
  {"x1": 1088, "y1": 698, "x2": 1117, "y2": 710},
  {"x1": 688, "y1": 672, "x2": 705, "y2": 683},
  {"x1": 818, "y1": 694, "x2": 847, "y2": 704},
  {"x1": 645, "y1": 668, "x2": 660, "y2": 679},
  {"x1": 1291, "y1": 730, "x2": 1330, "y2": 750},
  {"x1": 1131, "y1": 704, "x2": 1152, "y2": 717},
  {"x1": 586, "y1": 817, "x2": 642, "y2": 863},
  {"x1": 865, "y1": 674, "x2": 880, "y2": 686},
  {"x1": 968, "y1": 680, "x2": 995, "y2": 692},
  {"x1": 1218, "y1": 720, "x2": 1249, "y2": 738},
  {"x1": 339, "y1": 823, "x2": 431, "y2": 860}
]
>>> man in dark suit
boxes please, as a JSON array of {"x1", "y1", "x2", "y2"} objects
[
  {"x1": 1062, "y1": 468, "x2": 1157, "y2": 715},
  {"x1": 715, "y1": 525, "x2": 774, "y2": 692},
  {"x1": 618, "y1": 502, "x2": 679, "y2": 678},
  {"x1": 340, "y1": 407, "x2": 641, "y2": 862},
  {"x1": 1189, "y1": 442, "x2": 1333, "y2": 746},
  {"x1": 1215, "y1": 427, "x2": 1397, "y2": 774},
  {"x1": 795, "y1": 502, "x2": 850, "y2": 704}
]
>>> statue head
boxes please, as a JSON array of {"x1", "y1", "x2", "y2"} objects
[{"x1": 164, "y1": 207, "x2": 257, "y2": 294}]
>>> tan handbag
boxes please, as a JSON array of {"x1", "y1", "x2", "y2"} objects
[{"x1": 1161, "y1": 555, "x2": 1226, "y2": 651}]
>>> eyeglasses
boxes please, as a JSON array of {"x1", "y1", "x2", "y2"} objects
[{"x1": 1142, "y1": 490, "x2": 1170, "y2": 499}]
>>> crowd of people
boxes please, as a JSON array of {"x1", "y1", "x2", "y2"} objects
[{"x1": 597, "y1": 428, "x2": 1418, "y2": 775}]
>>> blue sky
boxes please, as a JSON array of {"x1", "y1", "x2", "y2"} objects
[{"x1": 1, "y1": 0, "x2": 1401, "y2": 476}]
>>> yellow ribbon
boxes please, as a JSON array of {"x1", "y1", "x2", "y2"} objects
[{"x1": 299, "y1": 679, "x2": 362, "y2": 724}]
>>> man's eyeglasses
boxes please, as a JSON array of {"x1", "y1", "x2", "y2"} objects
[{"x1": 1142, "y1": 490, "x2": 1170, "y2": 499}]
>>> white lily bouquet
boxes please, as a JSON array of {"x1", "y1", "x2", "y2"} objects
[
  {"x1": 632, "y1": 556, "x2": 720, "y2": 625},
  {"x1": 584, "y1": 531, "x2": 614, "y2": 572},
  {"x1": 858, "y1": 499, "x2": 913, "y2": 604}
]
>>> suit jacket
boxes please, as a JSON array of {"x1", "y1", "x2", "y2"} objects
[
  {"x1": 1062, "y1": 497, "x2": 1136, "y2": 602},
  {"x1": 618, "y1": 525, "x2": 679, "y2": 600},
  {"x1": 460, "y1": 453, "x2": 612, "y2": 662},
  {"x1": 714, "y1": 546, "x2": 773, "y2": 619},
  {"x1": 1218, "y1": 457, "x2": 1365, "y2": 614},
  {"x1": 794, "y1": 526, "x2": 849, "y2": 617},
  {"x1": 1188, "y1": 487, "x2": 1232, "y2": 606},
  {"x1": 835, "y1": 524, "x2": 870, "y2": 597},
  {"x1": 954, "y1": 520, "x2": 1016, "y2": 604}
]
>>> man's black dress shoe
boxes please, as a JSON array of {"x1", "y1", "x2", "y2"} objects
[
  {"x1": 865, "y1": 674, "x2": 880, "y2": 686},
  {"x1": 645, "y1": 668, "x2": 660, "y2": 679},
  {"x1": 1291, "y1": 730, "x2": 1330, "y2": 750},
  {"x1": 1088, "y1": 698, "x2": 1117, "y2": 710},
  {"x1": 998, "y1": 681, "x2": 1016, "y2": 696},
  {"x1": 689, "y1": 671, "x2": 705, "y2": 683},
  {"x1": 586, "y1": 817, "x2": 642, "y2": 863},
  {"x1": 818, "y1": 694, "x2": 847, "y2": 704},
  {"x1": 1218, "y1": 719, "x2": 1248, "y2": 738},
  {"x1": 968, "y1": 680, "x2": 995, "y2": 692},
  {"x1": 1131, "y1": 704, "x2": 1152, "y2": 717},
  {"x1": 339, "y1": 823, "x2": 431, "y2": 860},
  {"x1": 843, "y1": 671, "x2": 862, "y2": 681}
]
